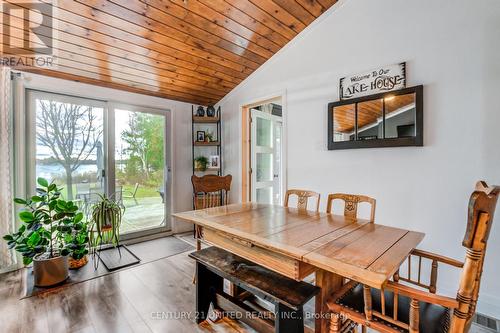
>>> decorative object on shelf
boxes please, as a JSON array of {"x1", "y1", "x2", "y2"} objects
[
  {"x1": 205, "y1": 130, "x2": 214, "y2": 142},
  {"x1": 196, "y1": 131, "x2": 205, "y2": 142},
  {"x1": 89, "y1": 194, "x2": 124, "y2": 270},
  {"x1": 196, "y1": 105, "x2": 205, "y2": 117},
  {"x1": 3, "y1": 177, "x2": 86, "y2": 286},
  {"x1": 206, "y1": 105, "x2": 216, "y2": 117},
  {"x1": 340, "y1": 62, "x2": 406, "y2": 100},
  {"x1": 328, "y1": 85, "x2": 423, "y2": 150},
  {"x1": 209, "y1": 155, "x2": 220, "y2": 169},
  {"x1": 194, "y1": 156, "x2": 209, "y2": 171}
]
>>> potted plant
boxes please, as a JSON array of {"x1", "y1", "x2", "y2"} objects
[
  {"x1": 194, "y1": 156, "x2": 209, "y2": 171},
  {"x1": 89, "y1": 194, "x2": 124, "y2": 268},
  {"x1": 66, "y1": 219, "x2": 90, "y2": 270},
  {"x1": 205, "y1": 131, "x2": 214, "y2": 142},
  {"x1": 3, "y1": 178, "x2": 84, "y2": 286}
]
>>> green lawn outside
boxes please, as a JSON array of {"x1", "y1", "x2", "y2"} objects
[
  {"x1": 122, "y1": 184, "x2": 161, "y2": 198},
  {"x1": 55, "y1": 183, "x2": 161, "y2": 201}
]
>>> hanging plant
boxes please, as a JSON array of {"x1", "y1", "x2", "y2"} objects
[{"x1": 88, "y1": 194, "x2": 124, "y2": 269}]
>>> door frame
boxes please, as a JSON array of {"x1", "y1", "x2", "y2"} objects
[{"x1": 240, "y1": 91, "x2": 287, "y2": 203}]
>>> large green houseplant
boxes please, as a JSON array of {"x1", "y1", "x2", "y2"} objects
[{"x1": 3, "y1": 178, "x2": 87, "y2": 286}]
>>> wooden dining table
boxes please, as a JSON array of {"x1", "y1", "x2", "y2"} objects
[{"x1": 173, "y1": 202, "x2": 424, "y2": 333}]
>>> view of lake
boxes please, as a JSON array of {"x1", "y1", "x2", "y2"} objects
[{"x1": 36, "y1": 163, "x2": 99, "y2": 180}]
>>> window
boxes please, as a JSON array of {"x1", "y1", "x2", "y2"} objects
[{"x1": 27, "y1": 90, "x2": 171, "y2": 237}]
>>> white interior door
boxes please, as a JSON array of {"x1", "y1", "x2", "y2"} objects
[{"x1": 251, "y1": 109, "x2": 282, "y2": 205}]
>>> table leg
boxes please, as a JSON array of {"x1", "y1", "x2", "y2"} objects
[{"x1": 315, "y1": 269, "x2": 343, "y2": 333}]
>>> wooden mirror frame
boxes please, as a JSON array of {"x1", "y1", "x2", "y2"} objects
[{"x1": 328, "y1": 85, "x2": 423, "y2": 150}]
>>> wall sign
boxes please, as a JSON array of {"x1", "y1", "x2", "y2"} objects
[{"x1": 340, "y1": 62, "x2": 406, "y2": 100}]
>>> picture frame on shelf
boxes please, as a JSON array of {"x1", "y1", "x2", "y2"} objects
[
  {"x1": 209, "y1": 155, "x2": 220, "y2": 169},
  {"x1": 196, "y1": 131, "x2": 205, "y2": 142}
]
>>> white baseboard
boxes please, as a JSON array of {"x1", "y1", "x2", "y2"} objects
[{"x1": 477, "y1": 294, "x2": 500, "y2": 320}]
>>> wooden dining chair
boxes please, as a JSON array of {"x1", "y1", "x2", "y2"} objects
[
  {"x1": 192, "y1": 174, "x2": 232, "y2": 251},
  {"x1": 327, "y1": 181, "x2": 500, "y2": 333},
  {"x1": 326, "y1": 193, "x2": 376, "y2": 222},
  {"x1": 284, "y1": 189, "x2": 321, "y2": 212}
]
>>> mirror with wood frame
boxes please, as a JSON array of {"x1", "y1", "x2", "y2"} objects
[{"x1": 328, "y1": 85, "x2": 423, "y2": 150}]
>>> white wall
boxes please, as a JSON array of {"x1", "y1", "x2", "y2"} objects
[
  {"x1": 20, "y1": 72, "x2": 195, "y2": 233},
  {"x1": 217, "y1": 0, "x2": 500, "y2": 318}
]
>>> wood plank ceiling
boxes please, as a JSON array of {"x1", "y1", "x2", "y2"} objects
[{"x1": 2, "y1": 0, "x2": 338, "y2": 105}]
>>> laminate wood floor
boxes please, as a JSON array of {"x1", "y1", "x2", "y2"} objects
[
  {"x1": 0, "y1": 237, "x2": 489, "y2": 333},
  {"x1": 0, "y1": 248, "x2": 256, "y2": 333}
]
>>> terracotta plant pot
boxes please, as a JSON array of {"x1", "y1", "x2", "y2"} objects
[
  {"x1": 69, "y1": 255, "x2": 88, "y2": 270},
  {"x1": 33, "y1": 254, "x2": 69, "y2": 287}
]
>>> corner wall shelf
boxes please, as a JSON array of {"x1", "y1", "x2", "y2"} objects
[{"x1": 191, "y1": 105, "x2": 222, "y2": 179}]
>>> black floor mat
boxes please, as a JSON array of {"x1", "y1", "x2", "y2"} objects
[{"x1": 98, "y1": 245, "x2": 140, "y2": 271}]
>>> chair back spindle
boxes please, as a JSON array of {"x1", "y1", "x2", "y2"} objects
[
  {"x1": 326, "y1": 193, "x2": 376, "y2": 222},
  {"x1": 450, "y1": 181, "x2": 500, "y2": 332},
  {"x1": 192, "y1": 175, "x2": 232, "y2": 209},
  {"x1": 191, "y1": 175, "x2": 232, "y2": 250},
  {"x1": 283, "y1": 189, "x2": 320, "y2": 212}
]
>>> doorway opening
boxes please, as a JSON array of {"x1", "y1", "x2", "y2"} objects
[{"x1": 241, "y1": 96, "x2": 284, "y2": 205}]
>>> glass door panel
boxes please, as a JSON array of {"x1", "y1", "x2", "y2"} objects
[
  {"x1": 30, "y1": 91, "x2": 105, "y2": 213},
  {"x1": 114, "y1": 108, "x2": 166, "y2": 234},
  {"x1": 251, "y1": 110, "x2": 282, "y2": 205}
]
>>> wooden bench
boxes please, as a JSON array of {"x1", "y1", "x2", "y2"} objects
[{"x1": 189, "y1": 246, "x2": 320, "y2": 333}]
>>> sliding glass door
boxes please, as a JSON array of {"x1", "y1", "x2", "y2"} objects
[
  {"x1": 28, "y1": 91, "x2": 171, "y2": 238},
  {"x1": 111, "y1": 106, "x2": 170, "y2": 235}
]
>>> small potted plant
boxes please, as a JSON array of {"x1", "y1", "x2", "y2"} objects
[
  {"x1": 66, "y1": 219, "x2": 90, "y2": 269},
  {"x1": 3, "y1": 178, "x2": 84, "y2": 286},
  {"x1": 89, "y1": 194, "x2": 124, "y2": 268},
  {"x1": 194, "y1": 156, "x2": 209, "y2": 171},
  {"x1": 205, "y1": 131, "x2": 214, "y2": 143}
]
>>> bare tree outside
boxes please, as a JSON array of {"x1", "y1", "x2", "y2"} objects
[{"x1": 36, "y1": 100, "x2": 103, "y2": 200}]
